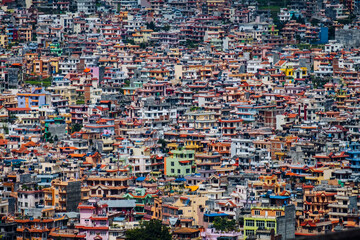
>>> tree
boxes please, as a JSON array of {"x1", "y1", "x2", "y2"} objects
[
  {"x1": 146, "y1": 21, "x2": 156, "y2": 31},
  {"x1": 158, "y1": 139, "x2": 168, "y2": 153},
  {"x1": 310, "y1": 18, "x2": 320, "y2": 26},
  {"x1": 183, "y1": 39, "x2": 198, "y2": 49},
  {"x1": 2, "y1": 125, "x2": 9, "y2": 134},
  {"x1": 163, "y1": 25, "x2": 170, "y2": 31},
  {"x1": 213, "y1": 217, "x2": 236, "y2": 232},
  {"x1": 71, "y1": 123, "x2": 83, "y2": 133},
  {"x1": 125, "y1": 219, "x2": 171, "y2": 240}
]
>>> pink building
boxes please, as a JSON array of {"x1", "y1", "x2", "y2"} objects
[
  {"x1": 200, "y1": 228, "x2": 242, "y2": 240},
  {"x1": 76, "y1": 199, "x2": 110, "y2": 240}
]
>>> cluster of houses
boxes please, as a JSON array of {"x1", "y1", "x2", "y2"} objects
[{"x1": 0, "y1": 0, "x2": 360, "y2": 240}]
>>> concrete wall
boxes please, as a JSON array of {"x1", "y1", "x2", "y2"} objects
[
  {"x1": 48, "y1": 124, "x2": 67, "y2": 140},
  {"x1": 6, "y1": 68, "x2": 19, "y2": 88},
  {"x1": 66, "y1": 181, "x2": 81, "y2": 212},
  {"x1": 277, "y1": 204, "x2": 296, "y2": 240},
  {"x1": 296, "y1": 228, "x2": 360, "y2": 240},
  {"x1": 336, "y1": 29, "x2": 360, "y2": 48}
]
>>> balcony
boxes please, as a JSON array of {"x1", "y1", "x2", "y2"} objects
[{"x1": 144, "y1": 205, "x2": 152, "y2": 211}]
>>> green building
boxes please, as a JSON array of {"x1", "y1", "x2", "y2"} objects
[
  {"x1": 165, "y1": 149, "x2": 196, "y2": 176},
  {"x1": 243, "y1": 205, "x2": 295, "y2": 239},
  {"x1": 49, "y1": 43, "x2": 62, "y2": 56},
  {"x1": 123, "y1": 188, "x2": 155, "y2": 220}
]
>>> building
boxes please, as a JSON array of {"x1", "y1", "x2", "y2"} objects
[
  {"x1": 165, "y1": 149, "x2": 196, "y2": 176},
  {"x1": 243, "y1": 205, "x2": 296, "y2": 239}
]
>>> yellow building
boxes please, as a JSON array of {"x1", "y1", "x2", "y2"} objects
[
  {"x1": 47, "y1": 86, "x2": 77, "y2": 105},
  {"x1": 173, "y1": 195, "x2": 208, "y2": 226},
  {"x1": 32, "y1": 57, "x2": 59, "y2": 77},
  {"x1": 18, "y1": 27, "x2": 32, "y2": 42},
  {"x1": 0, "y1": 34, "x2": 7, "y2": 48},
  {"x1": 133, "y1": 28, "x2": 154, "y2": 44},
  {"x1": 44, "y1": 179, "x2": 88, "y2": 212},
  {"x1": 206, "y1": 0, "x2": 226, "y2": 15},
  {"x1": 185, "y1": 111, "x2": 217, "y2": 130},
  {"x1": 184, "y1": 139, "x2": 203, "y2": 153},
  {"x1": 280, "y1": 64, "x2": 308, "y2": 81}
]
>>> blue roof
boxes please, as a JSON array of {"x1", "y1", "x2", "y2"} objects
[
  {"x1": 114, "y1": 217, "x2": 125, "y2": 221},
  {"x1": 136, "y1": 177, "x2": 146, "y2": 181},
  {"x1": 269, "y1": 195, "x2": 290, "y2": 199},
  {"x1": 204, "y1": 213, "x2": 228, "y2": 217},
  {"x1": 175, "y1": 178, "x2": 187, "y2": 182},
  {"x1": 36, "y1": 175, "x2": 56, "y2": 178},
  {"x1": 4, "y1": 159, "x2": 26, "y2": 163}
]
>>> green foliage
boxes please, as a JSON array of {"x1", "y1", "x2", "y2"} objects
[
  {"x1": 146, "y1": 21, "x2": 157, "y2": 31},
  {"x1": 25, "y1": 76, "x2": 52, "y2": 87},
  {"x1": 213, "y1": 217, "x2": 236, "y2": 232},
  {"x1": 328, "y1": 25, "x2": 335, "y2": 40},
  {"x1": 125, "y1": 219, "x2": 171, "y2": 240},
  {"x1": 70, "y1": 123, "x2": 83, "y2": 133},
  {"x1": 290, "y1": 15, "x2": 305, "y2": 24},
  {"x1": 158, "y1": 139, "x2": 168, "y2": 153},
  {"x1": 44, "y1": 132, "x2": 51, "y2": 141},
  {"x1": 296, "y1": 44, "x2": 324, "y2": 50},
  {"x1": 190, "y1": 106, "x2": 200, "y2": 111},
  {"x1": 2, "y1": 125, "x2": 8, "y2": 134},
  {"x1": 258, "y1": 5, "x2": 281, "y2": 12},
  {"x1": 126, "y1": 39, "x2": 136, "y2": 45},
  {"x1": 337, "y1": 14, "x2": 356, "y2": 25},
  {"x1": 310, "y1": 18, "x2": 320, "y2": 26},
  {"x1": 140, "y1": 42, "x2": 148, "y2": 49},
  {"x1": 163, "y1": 25, "x2": 171, "y2": 31},
  {"x1": 312, "y1": 76, "x2": 329, "y2": 89},
  {"x1": 184, "y1": 39, "x2": 198, "y2": 49}
]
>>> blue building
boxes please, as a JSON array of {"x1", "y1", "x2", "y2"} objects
[
  {"x1": 318, "y1": 27, "x2": 329, "y2": 44},
  {"x1": 346, "y1": 142, "x2": 360, "y2": 174},
  {"x1": 17, "y1": 87, "x2": 48, "y2": 108}
]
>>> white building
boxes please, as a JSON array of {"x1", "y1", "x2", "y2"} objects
[
  {"x1": 77, "y1": 0, "x2": 96, "y2": 14},
  {"x1": 18, "y1": 190, "x2": 44, "y2": 215}
]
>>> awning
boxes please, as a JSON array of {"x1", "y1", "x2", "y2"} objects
[
  {"x1": 136, "y1": 177, "x2": 146, "y2": 181},
  {"x1": 186, "y1": 186, "x2": 199, "y2": 192},
  {"x1": 175, "y1": 178, "x2": 187, "y2": 182},
  {"x1": 269, "y1": 195, "x2": 290, "y2": 199},
  {"x1": 204, "y1": 213, "x2": 228, "y2": 217},
  {"x1": 179, "y1": 160, "x2": 190, "y2": 164}
]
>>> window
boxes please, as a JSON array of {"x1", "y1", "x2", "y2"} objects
[
  {"x1": 245, "y1": 230, "x2": 254, "y2": 236},
  {"x1": 276, "y1": 211, "x2": 282, "y2": 217},
  {"x1": 245, "y1": 220, "x2": 254, "y2": 227},
  {"x1": 171, "y1": 162, "x2": 174, "y2": 166},
  {"x1": 256, "y1": 220, "x2": 265, "y2": 228},
  {"x1": 255, "y1": 210, "x2": 260, "y2": 215},
  {"x1": 267, "y1": 221, "x2": 276, "y2": 229}
]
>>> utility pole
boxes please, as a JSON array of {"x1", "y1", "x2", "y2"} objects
[{"x1": 117, "y1": 151, "x2": 120, "y2": 176}]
